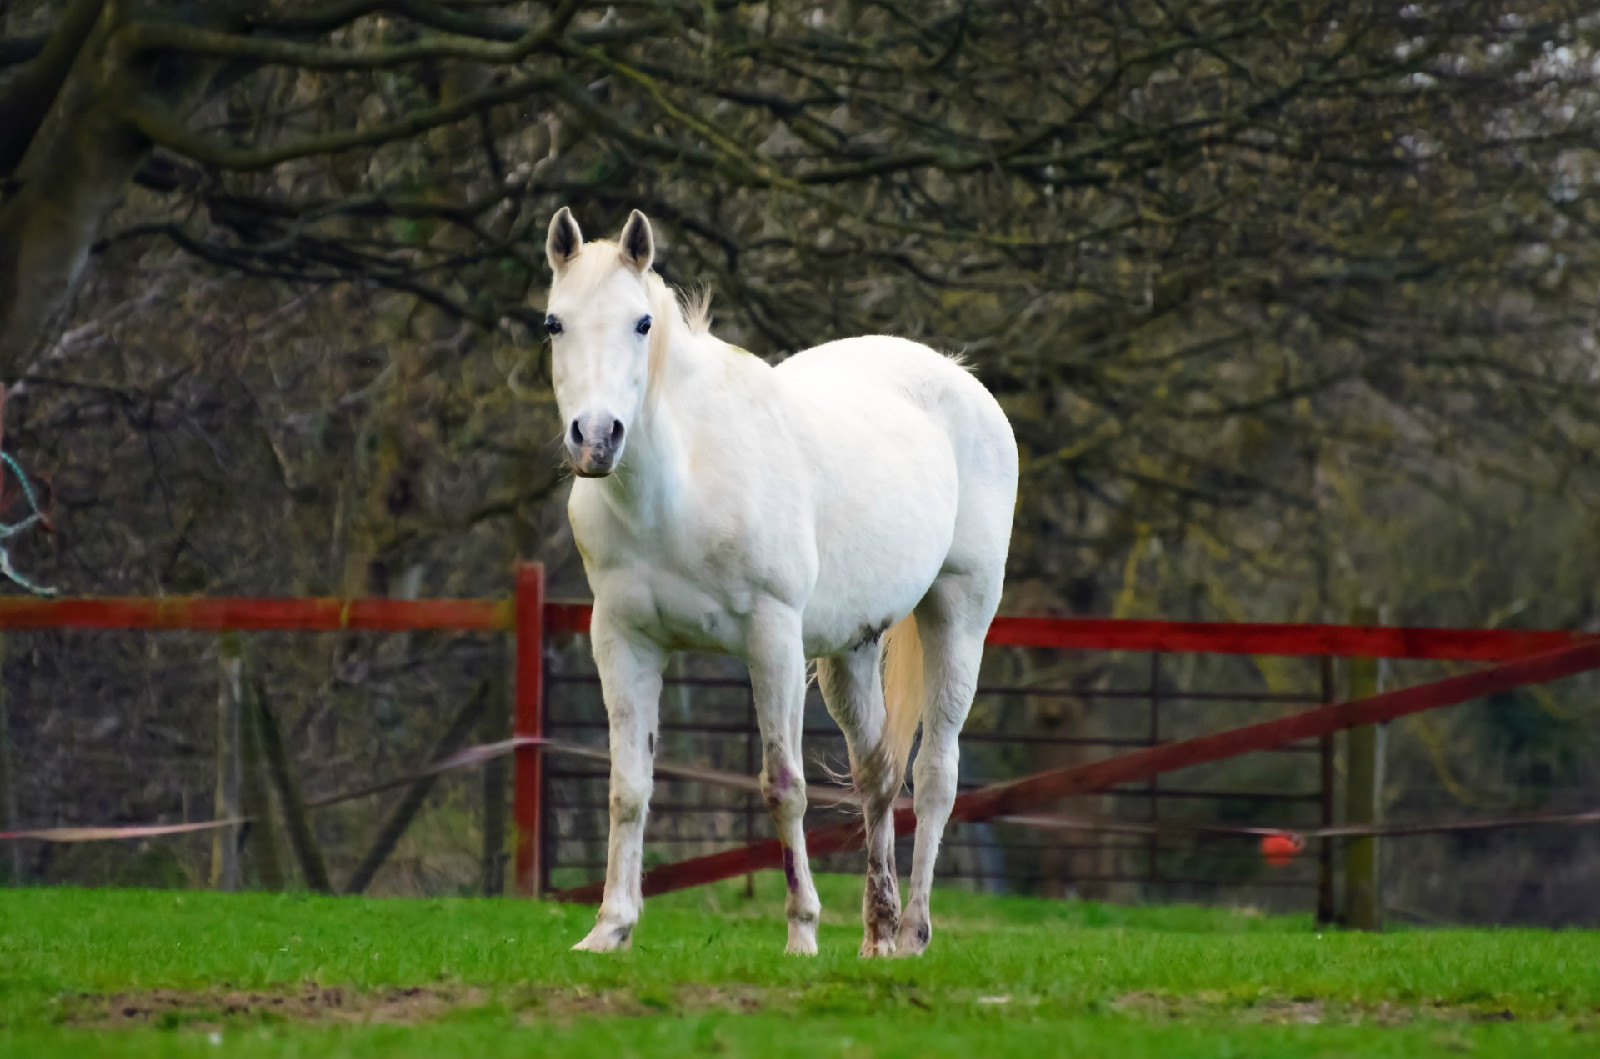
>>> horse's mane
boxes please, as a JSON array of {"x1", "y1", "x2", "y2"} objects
[
  {"x1": 676, "y1": 281, "x2": 713, "y2": 335},
  {"x1": 644, "y1": 270, "x2": 712, "y2": 338},
  {"x1": 641, "y1": 261, "x2": 712, "y2": 408}
]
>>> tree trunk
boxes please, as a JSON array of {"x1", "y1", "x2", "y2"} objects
[
  {"x1": 0, "y1": 2, "x2": 223, "y2": 381},
  {"x1": 0, "y1": 6, "x2": 148, "y2": 379}
]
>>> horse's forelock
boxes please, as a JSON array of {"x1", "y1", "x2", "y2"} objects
[
  {"x1": 550, "y1": 239, "x2": 709, "y2": 410},
  {"x1": 551, "y1": 238, "x2": 626, "y2": 303}
]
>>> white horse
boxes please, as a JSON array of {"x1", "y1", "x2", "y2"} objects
[{"x1": 544, "y1": 207, "x2": 1017, "y2": 957}]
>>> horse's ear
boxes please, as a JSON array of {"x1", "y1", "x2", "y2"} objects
[
  {"x1": 546, "y1": 207, "x2": 583, "y2": 274},
  {"x1": 618, "y1": 209, "x2": 654, "y2": 273}
]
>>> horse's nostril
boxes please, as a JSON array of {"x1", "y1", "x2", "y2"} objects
[
  {"x1": 610, "y1": 419, "x2": 625, "y2": 444},
  {"x1": 570, "y1": 420, "x2": 583, "y2": 445}
]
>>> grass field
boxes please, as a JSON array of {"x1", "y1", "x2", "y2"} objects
[{"x1": 4, "y1": 874, "x2": 1600, "y2": 1058}]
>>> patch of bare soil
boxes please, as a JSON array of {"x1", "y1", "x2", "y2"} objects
[
  {"x1": 66, "y1": 983, "x2": 479, "y2": 1029},
  {"x1": 66, "y1": 982, "x2": 782, "y2": 1029},
  {"x1": 1113, "y1": 992, "x2": 1520, "y2": 1027}
]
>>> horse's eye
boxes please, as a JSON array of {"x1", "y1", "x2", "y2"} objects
[
  {"x1": 635, "y1": 315, "x2": 652, "y2": 336},
  {"x1": 545, "y1": 315, "x2": 563, "y2": 335}
]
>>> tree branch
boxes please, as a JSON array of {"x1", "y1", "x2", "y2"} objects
[
  {"x1": 244, "y1": 0, "x2": 530, "y2": 41},
  {"x1": 0, "y1": 0, "x2": 106, "y2": 178},
  {"x1": 120, "y1": 72, "x2": 558, "y2": 170},
  {"x1": 121, "y1": 0, "x2": 585, "y2": 72}
]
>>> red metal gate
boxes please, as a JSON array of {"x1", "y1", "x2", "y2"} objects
[{"x1": 2, "y1": 561, "x2": 1596, "y2": 909}]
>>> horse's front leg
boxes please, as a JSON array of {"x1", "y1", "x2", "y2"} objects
[
  {"x1": 572, "y1": 618, "x2": 664, "y2": 953},
  {"x1": 748, "y1": 602, "x2": 821, "y2": 955}
]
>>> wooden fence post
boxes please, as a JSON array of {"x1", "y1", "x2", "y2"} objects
[
  {"x1": 252, "y1": 678, "x2": 332, "y2": 893},
  {"x1": 237, "y1": 660, "x2": 284, "y2": 891},
  {"x1": 512, "y1": 561, "x2": 546, "y2": 897},
  {"x1": 210, "y1": 633, "x2": 243, "y2": 891},
  {"x1": 1344, "y1": 606, "x2": 1383, "y2": 930},
  {"x1": 480, "y1": 646, "x2": 510, "y2": 896}
]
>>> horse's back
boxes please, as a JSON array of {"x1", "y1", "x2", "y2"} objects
[
  {"x1": 776, "y1": 336, "x2": 1017, "y2": 650},
  {"x1": 779, "y1": 334, "x2": 1016, "y2": 503},
  {"x1": 782, "y1": 333, "x2": 1006, "y2": 432},
  {"x1": 780, "y1": 334, "x2": 976, "y2": 404}
]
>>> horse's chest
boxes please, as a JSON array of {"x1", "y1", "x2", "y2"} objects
[
  {"x1": 602, "y1": 562, "x2": 750, "y2": 652},
  {"x1": 576, "y1": 524, "x2": 755, "y2": 653}
]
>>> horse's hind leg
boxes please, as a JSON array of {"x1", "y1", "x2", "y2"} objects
[
  {"x1": 748, "y1": 602, "x2": 822, "y2": 954},
  {"x1": 896, "y1": 570, "x2": 997, "y2": 956},
  {"x1": 817, "y1": 643, "x2": 901, "y2": 957}
]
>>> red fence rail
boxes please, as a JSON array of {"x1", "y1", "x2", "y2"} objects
[
  {"x1": 541, "y1": 605, "x2": 1596, "y2": 661},
  {"x1": 0, "y1": 596, "x2": 510, "y2": 632},
  {"x1": 984, "y1": 617, "x2": 1592, "y2": 661},
  {"x1": 3, "y1": 564, "x2": 1597, "y2": 898},
  {"x1": 1, "y1": 589, "x2": 1586, "y2": 658}
]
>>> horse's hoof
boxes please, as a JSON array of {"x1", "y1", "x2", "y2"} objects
[
  {"x1": 860, "y1": 915, "x2": 898, "y2": 957},
  {"x1": 893, "y1": 916, "x2": 931, "y2": 957},
  {"x1": 572, "y1": 921, "x2": 634, "y2": 953},
  {"x1": 786, "y1": 918, "x2": 819, "y2": 955}
]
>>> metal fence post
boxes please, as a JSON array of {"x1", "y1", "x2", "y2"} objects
[
  {"x1": 1344, "y1": 606, "x2": 1382, "y2": 930},
  {"x1": 1316, "y1": 655, "x2": 1336, "y2": 925},
  {"x1": 1146, "y1": 651, "x2": 1161, "y2": 886},
  {"x1": 513, "y1": 561, "x2": 546, "y2": 897}
]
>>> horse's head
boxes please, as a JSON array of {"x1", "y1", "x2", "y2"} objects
[{"x1": 543, "y1": 207, "x2": 658, "y2": 478}]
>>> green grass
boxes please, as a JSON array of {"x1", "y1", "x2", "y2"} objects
[{"x1": 3, "y1": 875, "x2": 1599, "y2": 1057}]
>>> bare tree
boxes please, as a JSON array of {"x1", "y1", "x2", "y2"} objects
[{"x1": 4, "y1": 3, "x2": 1598, "y2": 548}]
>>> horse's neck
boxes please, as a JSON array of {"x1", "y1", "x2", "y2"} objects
[{"x1": 592, "y1": 328, "x2": 757, "y2": 529}]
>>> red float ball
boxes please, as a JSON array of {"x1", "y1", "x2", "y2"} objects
[{"x1": 1261, "y1": 831, "x2": 1306, "y2": 866}]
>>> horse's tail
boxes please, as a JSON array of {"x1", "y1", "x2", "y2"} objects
[{"x1": 879, "y1": 611, "x2": 925, "y2": 791}]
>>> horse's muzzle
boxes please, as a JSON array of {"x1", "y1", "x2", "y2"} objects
[{"x1": 566, "y1": 412, "x2": 625, "y2": 477}]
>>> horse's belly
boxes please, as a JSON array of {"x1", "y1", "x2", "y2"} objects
[{"x1": 799, "y1": 421, "x2": 960, "y2": 656}]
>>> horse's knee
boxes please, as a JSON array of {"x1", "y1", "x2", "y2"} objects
[
  {"x1": 761, "y1": 762, "x2": 806, "y2": 820},
  {"x1": 912, "y1": 747, "x2": 958, "y2": 801},
  {"x1": 609, "y1": 776, "x2": 651, "y2": 824}
]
